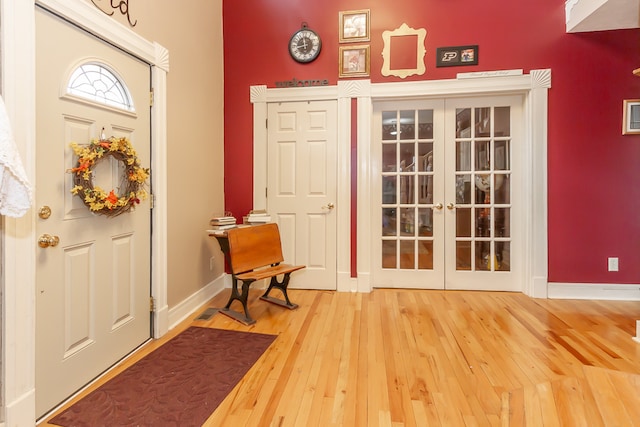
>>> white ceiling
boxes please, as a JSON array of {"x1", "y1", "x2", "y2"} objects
[{"x1": 566, "y1": 0, "x2": 640, "y2": 32}]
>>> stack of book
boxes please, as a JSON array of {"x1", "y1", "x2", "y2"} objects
[
  {"x1": 208, "y1": 216, "x2": 237, "y2": 230},
  {"x1": 245, "y1": 209, "x2": 272, "y2": 224}
]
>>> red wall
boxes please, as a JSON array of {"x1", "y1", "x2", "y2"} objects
[{"x1": 223, "y1": 0, "x2": 640, "y2": 285}]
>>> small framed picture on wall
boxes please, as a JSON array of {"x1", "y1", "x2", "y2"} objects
[
  {"x1": 622, "y1": 99, "x2": 640, "y2": 134},
  {"x1": 339, "y1": 9, "x2": 370, "y2": 43},
  {"x1": 339, "y1": 45, "x2": 370, "y2": 78},
  {"x1": 436, "y1": 45, "x2": 479, "y2": 67}
]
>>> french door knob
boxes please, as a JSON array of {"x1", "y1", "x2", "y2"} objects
[
  {"x1": 38, "y1": 234, "x2": 60, "y2": 248},
  {"x1": 433, "y1": 203, "x2": 443, "y2": 210},
  {"x1": 447, "y1": 203, "x2": 456, "y2": 210}
]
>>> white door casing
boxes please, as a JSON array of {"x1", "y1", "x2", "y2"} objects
[
  {"x1": 370, "y1": 95, "x2": 524, "y2": 291},
  {"x1": 267, "y1": 101, "x2": 338, "y2": 290},
  {"x1": 1, "y1": 1, "x2": 169, "y2": 425},
  {"x1": 362, "y1": 71, "x2": 550, "y2": 296},
  {"x1": 251, "y1": 82, "x2": 356, "y2": 292},
  {"x1": 35, "y1": 8, "x2": 151, "y2": 416},
  {"x1": 251, "y1": 72, "x2": 550, "y2": 296}
]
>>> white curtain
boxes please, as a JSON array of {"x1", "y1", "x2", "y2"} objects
[{"x1": 0, "y1": 95, "x2": 32, "y2": 217}]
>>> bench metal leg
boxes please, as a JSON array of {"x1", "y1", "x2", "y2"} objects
[
  {"x1": 220, "y1": 277, "x2": 256, "y2": 325},
  {"x1": 259, "y1": 273, "x2": 299, "y2": 310}
]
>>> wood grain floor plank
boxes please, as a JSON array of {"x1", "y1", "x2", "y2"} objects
[{"x1": 39, "y1": 289, "x2": 640, "y2": 427}]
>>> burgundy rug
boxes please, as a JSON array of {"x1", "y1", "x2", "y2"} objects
[{"x1": 50, "y1": 327, "x2": 276, "y2": 427}]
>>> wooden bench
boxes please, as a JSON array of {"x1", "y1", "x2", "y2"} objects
[{"x1": 211, "y1": 223, "x2": 305, "y2": 325}]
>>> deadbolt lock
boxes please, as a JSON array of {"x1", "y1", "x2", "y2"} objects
[{"x1": 38, "y1": 206, "x2": 52, "y2": 219}]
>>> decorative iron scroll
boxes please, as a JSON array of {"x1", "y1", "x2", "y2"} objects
[{"x1": 91, "y1": 0, "x2": 137, "y2": 27}]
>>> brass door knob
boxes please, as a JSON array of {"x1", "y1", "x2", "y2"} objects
[
  {"x1": 38, "y1": 234, "x2": 60, "y2": 248},
  {"x1": 447, "y1": 203, "x2": 456, "y2": 210},
  {"x1": 433, "y1": 203, "x2": 443, "y2": 210},
  {"x1": 323, "y1": 202, "x2": 335, "y2": 210}
]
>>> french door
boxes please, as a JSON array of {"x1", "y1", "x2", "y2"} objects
[{"x1": 371, "y1": 95, "x2": 523, "y2": 291}]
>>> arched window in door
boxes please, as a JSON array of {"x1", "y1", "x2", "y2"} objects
[{"x1": 66, "y1": 61, "x2": 135, "y2": 112}]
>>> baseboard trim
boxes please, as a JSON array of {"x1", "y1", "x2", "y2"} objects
[
  {"x1": 337, "y1": 271, "x2": 357, "y2": 292},
  {"x1": 529, "y1": 276, "x2": 549, "y2": 298},
  {"x1": 167, "y1": 273, "x2": 226, "y2": 330},
  {"x1": 5, "y1": 389, "x2": 35, "y2": 427},
  {"x1": 357, "y1": 272, "x2": 371, "y2": 293},
  {"x1": 548, "y1": 282, "x2": 640, "y2": 301}
]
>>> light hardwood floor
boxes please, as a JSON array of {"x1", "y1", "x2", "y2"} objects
[{"x1": 40, "y1": 289, "x2": 640, "y2": 426}]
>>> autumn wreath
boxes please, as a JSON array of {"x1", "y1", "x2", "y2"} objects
[{"x1": 69, "y1": 136, "x2": 149, "y2": 217}]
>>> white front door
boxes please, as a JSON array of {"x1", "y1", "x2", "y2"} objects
[
  {"x1": 267, "y1": 101, "x2": 338, "y2": 290},
  {"x1": 35, "y1": 9, "x2": 151, "y2": 417},
  {"x1": 372, "y1": 99, "x2": 446, "y2": 289},
  {"x1": 371, "y1": 95, "x2": 523, "y2": 291}
]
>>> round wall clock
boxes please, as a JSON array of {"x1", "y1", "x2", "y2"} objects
[{"x1": 289, "y1": 23, "x2": 322, "y2": 63}]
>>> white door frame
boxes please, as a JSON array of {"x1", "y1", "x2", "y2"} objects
[
  {"x1": 251, "y1": 81, "x2": 364, "y2": 293},
  {"x1": 358, "y1": 70, "x2": 551, "y2": 296},
  {"x1": 1, "y1": 0, "x2": 169, "y2": 424},
  {"x1": 253, "y1": 71, "x2": 550, "y2": 297}
]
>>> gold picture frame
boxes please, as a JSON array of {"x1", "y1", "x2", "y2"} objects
[
  {"x1": 339, "y1": 45, "x2": 370, "y2": 78},
  {"x1": 339, "y1": 9, "x2": 370, "y2": 43},
  {"x1": 622, "y1": 99, "x2": 640, "y2": 135}
]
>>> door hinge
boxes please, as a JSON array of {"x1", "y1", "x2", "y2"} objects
[
  {"x1": 266, "y1": 118, "x2": 268, "y2": 129},
  {"x1": 149, "y1": 193, "x2": 155, "y2": 210},
  {"x1": 150, "y1": 297, "x2": 156, "y2": 312},
  {"x1": 265, "y1": 187, "x2": 268, "y2": 198},
  {"x1": 150, "y1": 88, "x2": 154, "y2": 107}
]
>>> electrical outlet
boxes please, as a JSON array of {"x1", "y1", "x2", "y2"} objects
[
  {"x1": 607, "y1": 257, "x2": 619, "y2": 272},
  {"x1": 209, "y1": 256, "x2": 215, "y2": 271}
]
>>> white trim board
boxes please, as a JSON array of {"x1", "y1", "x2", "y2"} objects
[
  {"x1": 1, "y1": 0, "x2": 170, "y2": 425},
  {"x1": 167, "y1": 274, "x2": 226, "y2": 330},
  {"x1": 251, "y1": 72, "x2": 551, "y2": 295},
  {"x1": 250, "y1": 82, "x2": 356, "y2": 293},
  {"x1": 548, "y1": 283, "x2": 640, "y2": 301}
]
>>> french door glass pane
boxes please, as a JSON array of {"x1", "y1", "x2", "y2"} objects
[
  {"x1": 417, "y1": 207, "x2": 432, "y2": 236},
  {"x1": 382, "y1": 240, "x2": 396, "y2": 268},
  {"x1": 456, "y1": 241, "x2": 471, "y2": 270},
  {"x1": 418, "y1": 110, "x2": 434, "y2": 139},
  {"x1": 495, "y1": 107, "x2": 511, "y2": 136},
  {"x1": 454, "y1": 106, "x2": 511, "y2": 272},
  {"x1": 382, "y1": 144, "x2": 396, "y2": 171},
  {"x1": 400, "y1": 207, "x2": 415, "y2": 235},
  {"x1": 494, "y1": 174, "x2": 510, "y2": 204},
  {"x1": 418, "y1": 240, "x2": 433, "y2": 269},
  {"x1": 399, "y1": 110, "x2": 415, "y2": 139},
  {"x1": 382, "y1": 111, "x2": 396, "y2": 140},
  {"x1": 399, "y1": 240, "x2": 415, "y2": 268},
  {"x1": 381, "y1": 108, "x2": 435, "y2": 270},
  {"x1": 382, "y1": 207, "x2": 396, "y2": 236},
  {"x1": 456, "y1": 141, "x2": 471, "y2": 171}
]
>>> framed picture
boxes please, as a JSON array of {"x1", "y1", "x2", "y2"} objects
[
  {"x1": 339, "y1": 9, "x2": 370, "y2": 43},
  {"x1": 622, "y1": 99, "x2": 640, "y2": 135},
  {"x1": 339, "y1": 45, "x2": 370, "y2": 78},
  {"x1": 436, "y1": 45, "x2": 479, "y2": 67}
]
